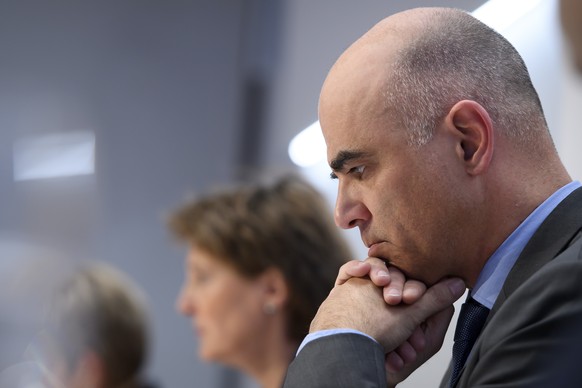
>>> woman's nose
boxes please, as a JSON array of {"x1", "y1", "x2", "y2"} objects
[{"x1": 176, "y1": 286, "x2": 196, "y2": 316}]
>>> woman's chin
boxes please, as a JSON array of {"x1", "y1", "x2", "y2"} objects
[{"x1": 198, "y1": 347, "x2": 221, "y2": 363}]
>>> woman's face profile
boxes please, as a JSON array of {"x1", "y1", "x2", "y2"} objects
[{"x1": 176, "y1": 246, "x2": 269, "y2": 364}]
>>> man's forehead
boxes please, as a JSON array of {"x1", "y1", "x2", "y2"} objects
[
  {"x1": 322, "y1": 120, "x2": 373, "y2": 163},
  {"x1": 319, "y1": 51, "x2": 398, "y2": 133}
]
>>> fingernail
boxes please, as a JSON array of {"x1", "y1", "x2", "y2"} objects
[
  {"x1": 447, "y1": 278, "x2": 466, "y2": 296},
  {"x1": 387, "y1": 288, "x2": 400, "y2": 296},
  {"x1": 377, "y1": 270, "x2": 389, "y2": 278}
]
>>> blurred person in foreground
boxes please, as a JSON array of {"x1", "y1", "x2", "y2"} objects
[
  {"x1": 282, "y1": 7, "x2": 582, "y2": 388},
  {"x1": 0, "y1": 239, "x2": 70, "y2": 387},
  {"x1": 561, "y1": 0, "x2": 582, "y2": 73},
  {"x1": 32, "y1": 261, "x2": 154, "y2": 388},
  {"x1": 169, "y1": 175, "x2": 351, "y2": 388}
]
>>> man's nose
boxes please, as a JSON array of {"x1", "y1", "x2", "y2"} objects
[{"x1": 334, "y1": 184, "x2": 371, "y2": 229}]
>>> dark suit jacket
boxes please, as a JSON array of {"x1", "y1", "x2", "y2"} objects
[{"x1": 283, "y1": 188, "x2": 582, "y2": 388}]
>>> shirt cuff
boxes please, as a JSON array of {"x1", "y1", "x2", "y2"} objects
[{"x1": 296, "y1": 329, "x2": 379, "y2": 355}]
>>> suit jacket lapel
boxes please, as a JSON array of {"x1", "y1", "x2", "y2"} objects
[{"x1": 445, "y1": 187, "x2": 582, "y2": 388}]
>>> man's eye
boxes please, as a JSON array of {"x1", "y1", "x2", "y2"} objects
[{"x1": 349, "y1": 165, "x2": 365, "y2": 175}]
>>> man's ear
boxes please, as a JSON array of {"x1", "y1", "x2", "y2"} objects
[
  {"x1": 445, "y1": 100, "x2": 494, "y2": 176},
  {"x1": 258, "y1": 267, "x2": 289, "y2": 313}
]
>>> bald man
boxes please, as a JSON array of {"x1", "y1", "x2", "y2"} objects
[{"x1": 283, "y1": 7, "x2": 582, "y2": 388}]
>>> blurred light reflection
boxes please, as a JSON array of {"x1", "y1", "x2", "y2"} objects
[{"x1": 13, "y1": 131, "x2": 95, "y2": 181}]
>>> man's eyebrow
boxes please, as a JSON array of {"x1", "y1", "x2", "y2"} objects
[{"x1": 329, "y1": 150, "x2": 367, "y2": 172}]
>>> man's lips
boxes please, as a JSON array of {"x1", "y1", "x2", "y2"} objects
[
  {"x1": 364, "y1": 238, "x2": 380, "y2": 249},
  {"x1": 367, "y1": 242, "x2": 385, "y2": 259}
]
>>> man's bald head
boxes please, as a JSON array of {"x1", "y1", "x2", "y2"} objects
[{"x1": 321, "y1": 7, "x2": 551, "y2": 151}]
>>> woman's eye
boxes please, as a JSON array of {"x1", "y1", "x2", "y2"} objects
[{"x1": 193, "y1": 271, "x2": 211, "y2": 284}]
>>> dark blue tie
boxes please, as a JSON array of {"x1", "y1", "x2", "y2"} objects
[{"x1": 449, "y1": 297, "x2": 490, "y2": 387}]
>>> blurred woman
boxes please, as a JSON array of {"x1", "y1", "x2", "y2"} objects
[{"x1": 169, "y1": 175, "x2": 351, "y2": 388}]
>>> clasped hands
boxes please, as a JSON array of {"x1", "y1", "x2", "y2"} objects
[{"x1": 310, "y1": 258, "x2": 466, "y2": 387}]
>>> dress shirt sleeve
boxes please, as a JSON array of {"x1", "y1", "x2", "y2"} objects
[{"x1": 296, "y1": 328, "x2": 378, "y2": 355}]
